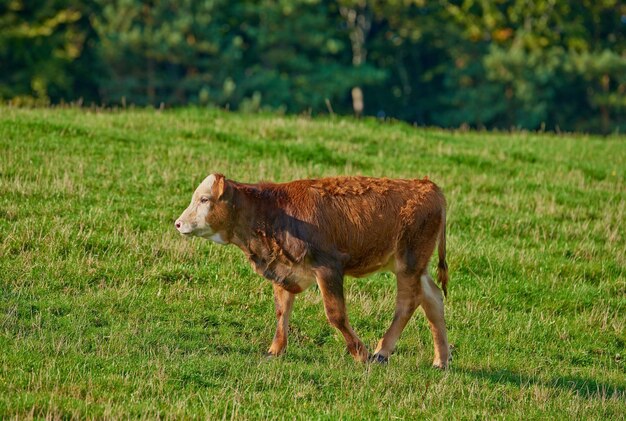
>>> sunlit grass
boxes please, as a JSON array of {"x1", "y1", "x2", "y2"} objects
[{"x1": 0, "y1": 107, "x2": 624, "y2": 419}]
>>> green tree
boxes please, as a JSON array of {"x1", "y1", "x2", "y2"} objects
[
  {"x1": 92, "y1": 0, "x2": 381, "y2": 112},
  {"x1": 0, "y1": 0, "x2": 99, "y2": 103},
  {"x1": 439, "y1": 0, "x2": 626, "y2": 132},
  {"x1": 2, "y1": 0, "x2": 624, "y2": 132}
]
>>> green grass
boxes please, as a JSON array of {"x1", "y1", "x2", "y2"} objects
[{"x1": 0, "y1": 106, "x2": 624, "y2": 419}]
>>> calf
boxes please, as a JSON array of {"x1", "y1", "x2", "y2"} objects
[{"x1": 175, "y1": 174, "x2": 450, "y2": 368}]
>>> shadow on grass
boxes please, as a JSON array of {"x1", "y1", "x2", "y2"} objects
[{"x1": 460, "y1": 367, "x2": 626, "y2": 400}]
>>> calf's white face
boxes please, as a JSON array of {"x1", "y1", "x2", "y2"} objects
[{"x1": 175, "y1": 174, "x2": 225, "y2": 242}]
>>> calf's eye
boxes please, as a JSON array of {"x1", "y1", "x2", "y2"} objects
[{"x1": 200, "y1": 197, "x2": 209, "y2": 204}]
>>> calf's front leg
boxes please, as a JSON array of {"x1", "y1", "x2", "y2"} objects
[
  {"x1": 316, "y1": 268, "x2": 369, "y2": 362},
  {"x1": 267, "y1": 283, "x2": 295, "y2": 356}
]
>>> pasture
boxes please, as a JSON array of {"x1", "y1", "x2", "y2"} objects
[{"x1": 0, "y1": 107, "x2": 624, "y2": 419}]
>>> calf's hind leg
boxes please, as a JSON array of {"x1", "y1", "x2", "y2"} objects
[
  {"x1": 372, "y1": 273, "x2": 419, "y2": 363},
  {"x1": 419, "y1": 273, "x2": 450, "y2": 369},
  {"x1": 372, "y1": 271, "x2": 449, "y2": 368}
]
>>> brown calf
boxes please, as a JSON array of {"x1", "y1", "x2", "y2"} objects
[{"x1": 175, "y1": 174, "x2": 450, "y2": 368}]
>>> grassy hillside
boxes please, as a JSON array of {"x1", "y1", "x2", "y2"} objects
[{"x1": 0, "y1": 107, "x2": 624, "y2": 419}]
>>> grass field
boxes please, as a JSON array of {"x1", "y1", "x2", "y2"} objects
[{"x1": 0, "y1": 107, "x2": 624, "y2": 419}]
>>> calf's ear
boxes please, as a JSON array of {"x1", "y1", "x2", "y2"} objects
[{"x1": 212, "y1": 173, "x2": 232, "y2": 200}]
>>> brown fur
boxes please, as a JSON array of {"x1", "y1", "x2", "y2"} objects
[{"x1": 177, "y1": 174, "x2": 450, "y2": 367}]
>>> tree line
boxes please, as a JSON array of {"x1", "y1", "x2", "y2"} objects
[{"x1": 2, "y1": 0, "x2": 625, "y2": 133}]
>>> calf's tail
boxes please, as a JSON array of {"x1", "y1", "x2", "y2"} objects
[{"x1": 437, "y1": 207, "x2": 449, "y2": 298}]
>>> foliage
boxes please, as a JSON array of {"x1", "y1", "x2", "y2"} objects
[
  {"x1": 1, "y1": 0, "x2": 626, "y2": 132},
  {"x1": 0, "y1": 0, "x2": 100, "y2": 102},
  {"x1": 0, "y1": 107, "x2": 624, "y2": 418},
  {"x1": 91, "y1": 0, "x2": 379, "y2": 112}
]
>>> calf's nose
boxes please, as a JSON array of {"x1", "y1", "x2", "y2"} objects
[{"x1": 175, "y1": 221, "x2": 182, "y2": 229}]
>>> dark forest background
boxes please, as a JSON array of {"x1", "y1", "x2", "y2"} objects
[{"x1": 1, "y1": 0, "x2": 625, "y2": 133}]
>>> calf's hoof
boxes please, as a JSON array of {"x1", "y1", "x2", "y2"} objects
[
  {"x1": 434, "y1": 345, "x2": 454, "y2": 369},
  {"x1": 369, "y1": 353, "x2": 389, "y2": 364},
  {"x1": 348, "y1": 344, "x2": 370, "y2": 363},
  {"x1": 432, "y1": 356, "x2": 451, "y2": 369},
  {"x1": 354, "y1": 353, "x2": 370, "y2": 363}
]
